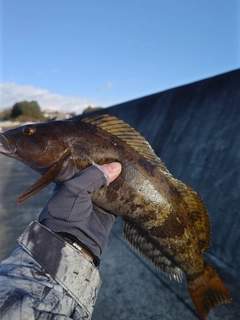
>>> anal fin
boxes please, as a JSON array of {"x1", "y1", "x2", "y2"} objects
[{"x1": 122, "y1": 218, "x2": 183, "y2": 282}]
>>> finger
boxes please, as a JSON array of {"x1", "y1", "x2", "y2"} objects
[{"x1": 100, "y1": 162, "x2": 122, "y2": 183}]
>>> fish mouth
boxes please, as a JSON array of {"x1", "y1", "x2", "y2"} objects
[{"x1": 0, "y1": 133, "x2": 17, "y2": 155}]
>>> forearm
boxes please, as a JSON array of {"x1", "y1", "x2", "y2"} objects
[
  {"x1": 0, "y1": 163, "x2": 120, "y2": 319},
  {"x1": 0, "y1": 221, "x2": 101, "y2": 319}
]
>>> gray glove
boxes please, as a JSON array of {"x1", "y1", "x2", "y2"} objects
[{"x1": 39, "y1": 164, "x2": 115, "y2": 258}]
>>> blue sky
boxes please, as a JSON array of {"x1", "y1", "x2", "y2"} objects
[{"x1": 0, "y1": 0, "x2": 239, "y2": 113}]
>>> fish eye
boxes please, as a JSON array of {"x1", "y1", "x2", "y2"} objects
[{"x1": 22, "y1": 125, "x2": 36, "y2": 136}]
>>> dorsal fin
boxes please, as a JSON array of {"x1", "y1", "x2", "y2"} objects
[
  {"x1": 82, "y1": 114, "x2": 169, "y2": 174},
  {"x1": 171, "y1": 178, "x2": 211, "y2": 252},
  {"x1": 122, "y1": 218, "x2": 183, "y2": 282}
]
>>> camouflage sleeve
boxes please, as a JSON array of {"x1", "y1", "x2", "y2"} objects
[{"x1": 0, "y1": 221, "x2": 102, "y2": 319}]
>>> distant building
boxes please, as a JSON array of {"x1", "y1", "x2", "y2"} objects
[{"x1": 43, "y1": 110, "x2": 76, "y2": 120}]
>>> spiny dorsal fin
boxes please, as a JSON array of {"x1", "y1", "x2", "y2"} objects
[
  {"x1": 171, "y1": 178, "x2": 211, "y2": 252},
  {"x1": 122, "y1": 218, "x2": 183, "y2": 282},
  {"x1": 83, "y1": 114, "x2": 169, "y2": 174}
]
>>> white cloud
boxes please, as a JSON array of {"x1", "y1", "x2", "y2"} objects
[
  {"x1": 97, "y1": 81, "x2": 114, "y2": 91},
  {"x1": 0, "y1": 82, "x2": 98, "y2": 113}
]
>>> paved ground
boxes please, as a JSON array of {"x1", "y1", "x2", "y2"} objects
[{"x1": 0, "y1": 154, "x2": 239, "y2": 319}]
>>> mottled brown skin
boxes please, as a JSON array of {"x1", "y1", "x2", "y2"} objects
[
  {"x1": 94, "y1": 156, "x2": 205, "y2": 278},
  {"x1": 0, "y1": 118, "x2": 231, "y2": 319}
]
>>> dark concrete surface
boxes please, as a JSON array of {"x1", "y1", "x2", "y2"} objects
[{"x1": 1, "y1": 69, "x2": 240, "y2": 319}]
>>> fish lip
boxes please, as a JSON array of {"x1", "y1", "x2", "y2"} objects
[{"x1": 0, "y1": 133, "x2": 17, "y2": 154}]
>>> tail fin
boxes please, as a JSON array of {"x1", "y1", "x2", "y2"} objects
[{"x1": 188, "y1": 265, "x2": 232, "y2": 320}]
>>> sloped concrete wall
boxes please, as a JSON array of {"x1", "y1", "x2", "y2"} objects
[{"x1": 84, "y1": 69, "x2": 240, "y2": 276}]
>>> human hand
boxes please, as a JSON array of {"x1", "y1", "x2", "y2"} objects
[{"x1": 39, "y1": 162, "x2": 122, "y2": 259}]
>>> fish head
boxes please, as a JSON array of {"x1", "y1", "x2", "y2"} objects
[
  {"x1": 0, "y1": 121, "x2": 78, "y2": 203},
  {"x1": 0, "y1": 121, "x2": 69, "y2": 171}
]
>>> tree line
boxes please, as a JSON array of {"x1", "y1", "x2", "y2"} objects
[
  {"x1": 0, "y1": 101, "x2": 103, "y2": 122},
  {"x1": 0, "y1": 101, "x2": 44, "y2": 121}
]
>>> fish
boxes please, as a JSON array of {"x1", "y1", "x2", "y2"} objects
[{"x1": 0, "y1": 114, "x2": 231, "y2": 319}]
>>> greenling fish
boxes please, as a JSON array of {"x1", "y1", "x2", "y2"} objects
[{"x1": 0, "y1": 114, "x2": 231, "y2": 319}]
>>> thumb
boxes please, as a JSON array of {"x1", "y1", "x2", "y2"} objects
[{"x1": 101, "y1": 162, "x2": 122, "y2": 183}]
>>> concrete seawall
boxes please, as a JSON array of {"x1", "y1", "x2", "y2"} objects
[{"x1": 82, "y1": 69, "x2": 240, "y2": 278}]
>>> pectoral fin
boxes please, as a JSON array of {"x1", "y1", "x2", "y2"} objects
[{"x1": 18, "y1": 155, "x2": 70, "y2": 204}]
